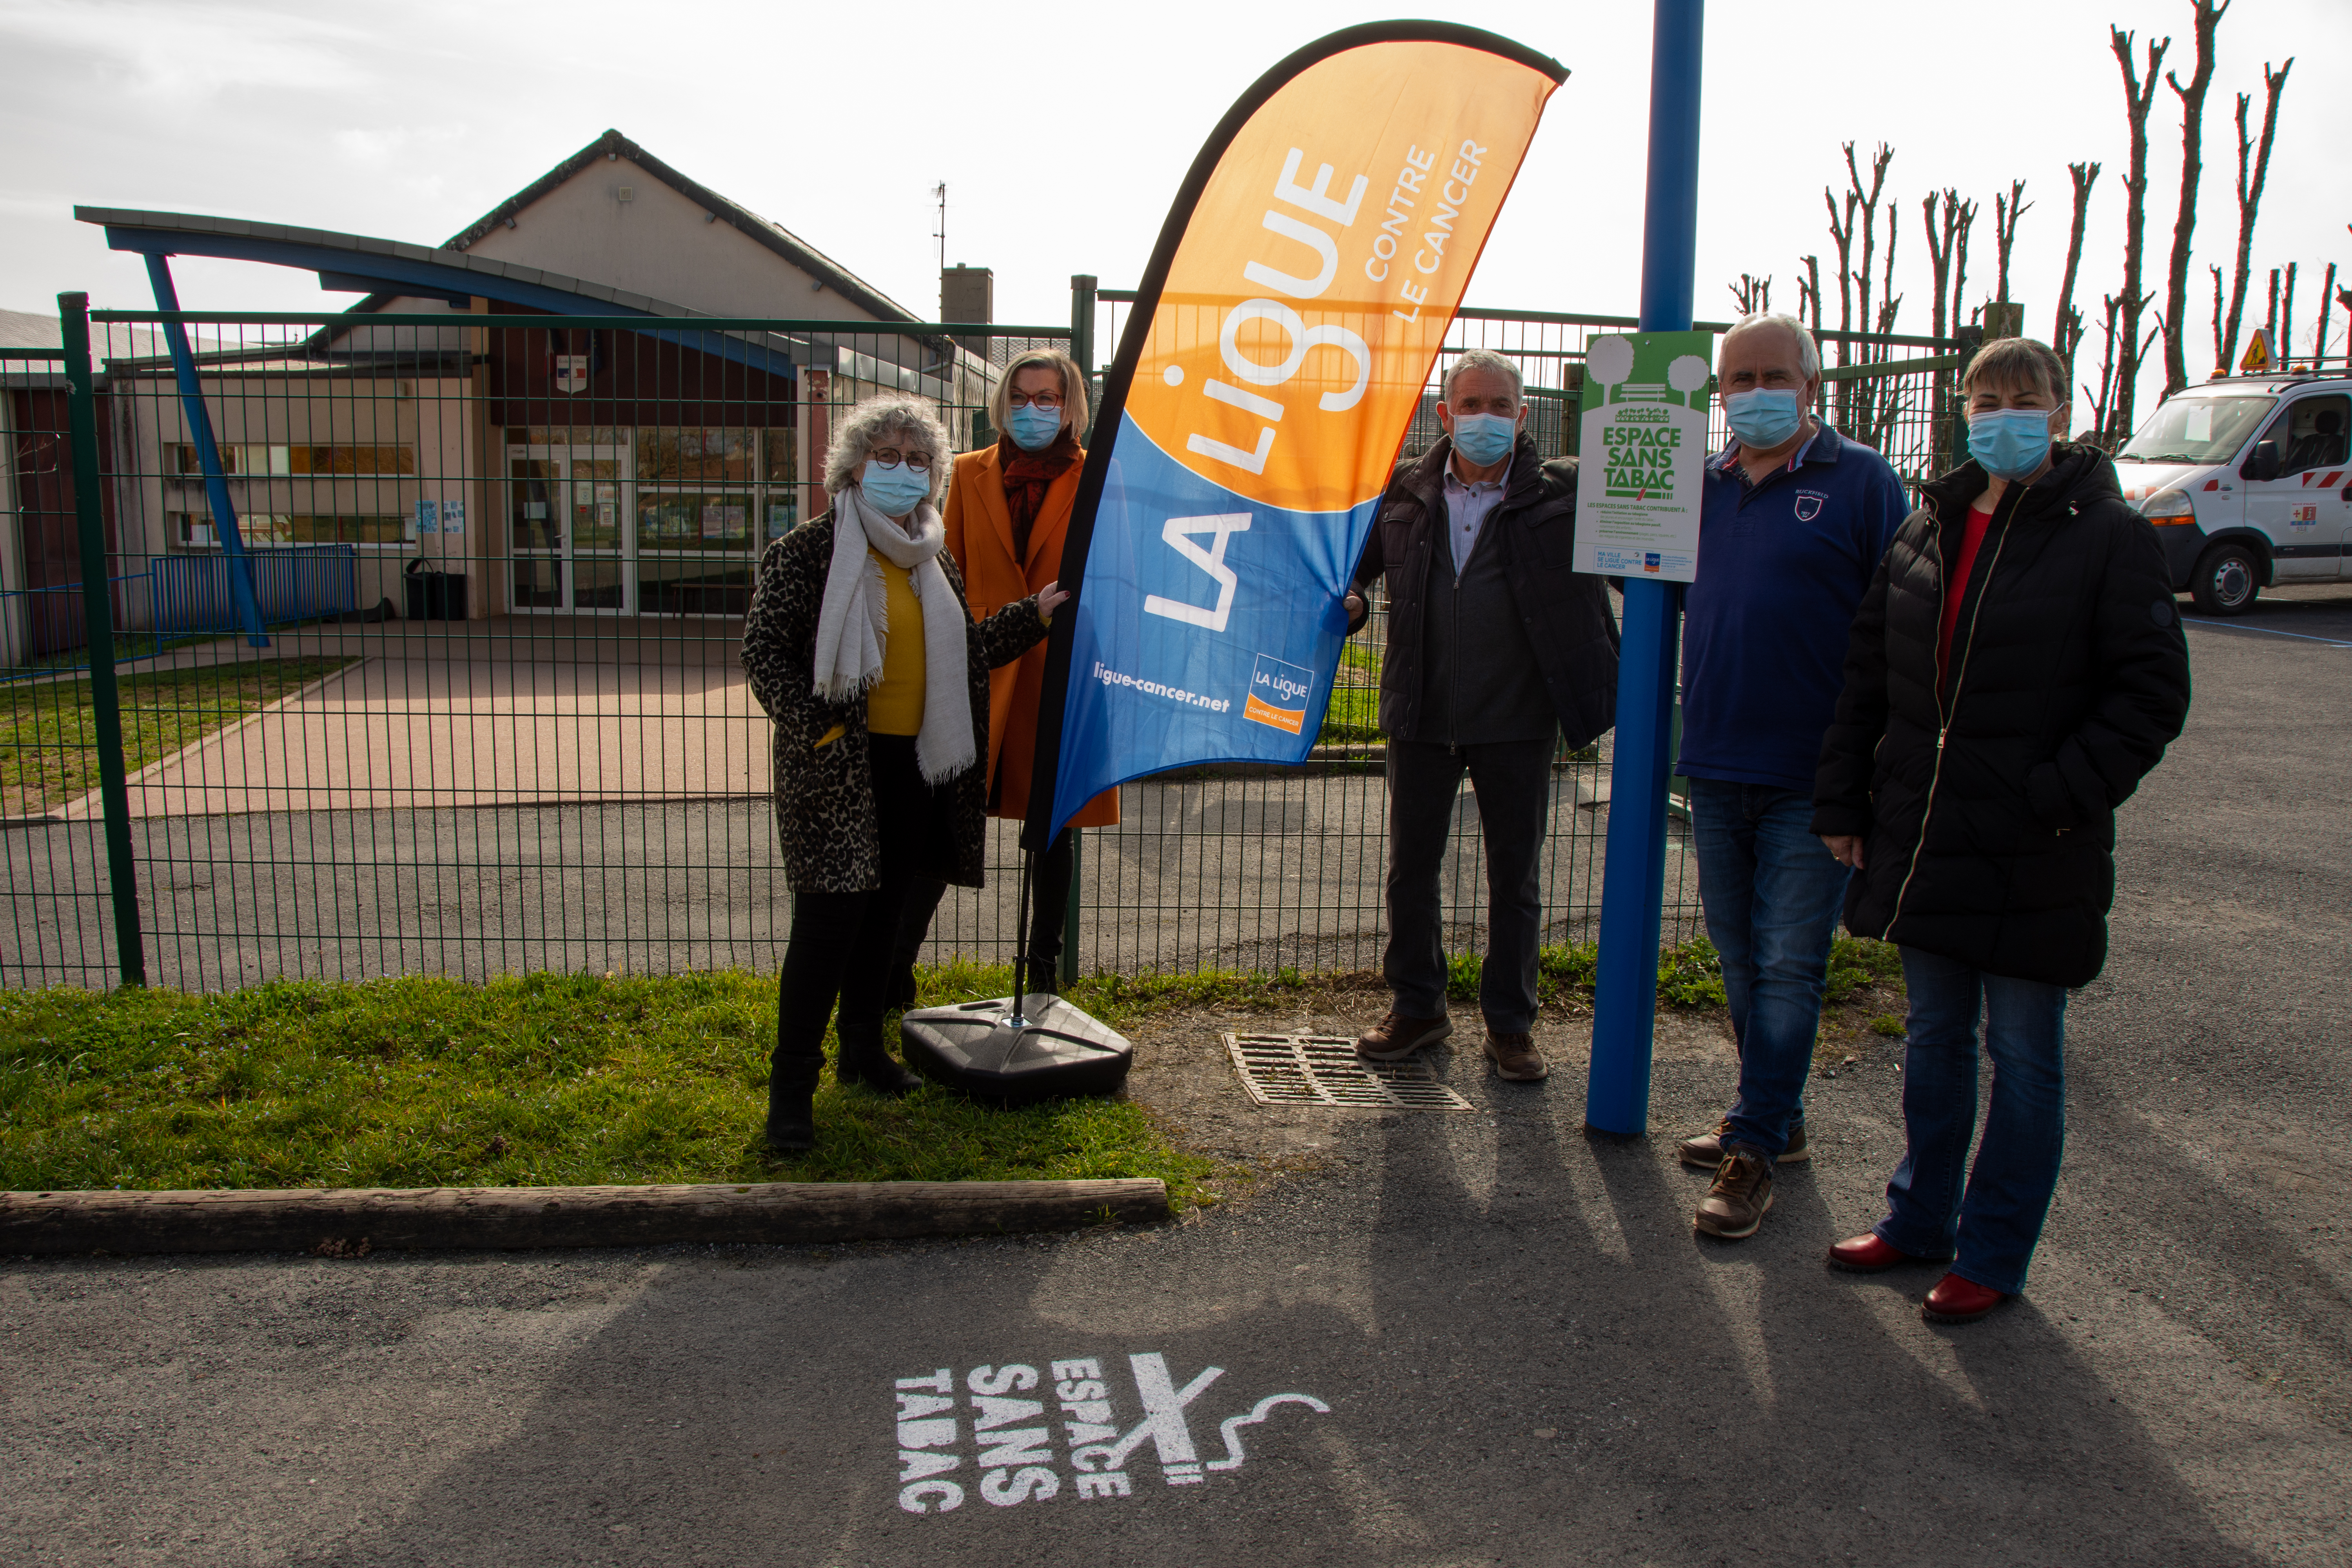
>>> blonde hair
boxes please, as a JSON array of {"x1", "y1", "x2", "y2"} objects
[
  {"x1": 988, "y1": 348, "x2": 1088, "y2": 443},
  {"x1": 824, "y1": 394, "x2": 949, "y2": 503}
]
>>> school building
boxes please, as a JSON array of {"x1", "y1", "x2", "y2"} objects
[{"x1": 3, "y1": 128, "x2": 1005, "y2": 652}]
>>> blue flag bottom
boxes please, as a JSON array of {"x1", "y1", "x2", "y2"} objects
[{"x1": 1045, "y1": 414, "x2": 1380, "y2": 838}]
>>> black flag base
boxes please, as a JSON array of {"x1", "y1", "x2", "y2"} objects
[
  {"x1": 898, "y1": 991, "x2": 1133, "y2": 1107},
  {"x1": 899, "y1": 840, "x2": 1132, "y2": 1105}
]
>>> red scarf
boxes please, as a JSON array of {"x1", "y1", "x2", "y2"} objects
[{"x1": 999, "y1": 432, "x2": 1080, "y2": 564}]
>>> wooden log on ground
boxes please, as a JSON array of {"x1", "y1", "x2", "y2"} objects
[{"x1": 0, "y1": 1178, "x2": 1169, "y2": 1256}]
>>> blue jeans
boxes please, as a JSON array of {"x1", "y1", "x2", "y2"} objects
[
  {"x1": 1687, "y1": 778, "x2": 1851, "y2": 1163},
  {"x1": 1875, "y1": 947, "x2": 2069, "y2": 1296}
]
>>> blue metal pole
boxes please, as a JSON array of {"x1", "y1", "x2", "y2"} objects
[
  {"x1": 144, "y1": 252, "x2": 270, "y2": 648},
  {"x1": 1586, "y1": 0, "x2": 1703, "y2": 1136}
]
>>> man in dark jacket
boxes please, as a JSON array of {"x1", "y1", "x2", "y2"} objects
[{"x1": 1342, "y1": 349, "x2": 1619, "y2": 1080}]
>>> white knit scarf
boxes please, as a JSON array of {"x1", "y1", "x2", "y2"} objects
[{"x1": 811, "y1": 483, "x2": 975, "y2": 783}]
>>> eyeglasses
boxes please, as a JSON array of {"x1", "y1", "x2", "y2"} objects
[
  {"x1": 866, "y1": 446, "x2": 934, "y2": 472},
  {"x1": 1005, "y1": 392, "x2": 1064, "y2": 410}
]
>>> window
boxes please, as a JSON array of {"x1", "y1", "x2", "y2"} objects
[
  {"x1": 2118, "y1": 397, "x2": 2275, "y2": 465},
  {"x1": 635, "y1": 490, "x2": 754, "y2": 552},
  {"x1": 637, "y1": 428, "x2": 758, "y2": 483},
  {"x1": 171, "y1": 512, "x2": 412, "y2": 549},
  {"x1": 2260, "y1": 395, "x2": 2351, "y2": 476},
  {"x1": 172, "y1": 444, "x2": 414, "y2": 476}
]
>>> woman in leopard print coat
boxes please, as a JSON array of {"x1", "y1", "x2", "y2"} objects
[{"x1": 741, "y1": 395, "x2": 1056, "y2": 1151}]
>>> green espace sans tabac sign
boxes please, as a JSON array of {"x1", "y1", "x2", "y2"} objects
[{"x1": 1571, "y1": 330, "x2": 1715, "y2": 583}]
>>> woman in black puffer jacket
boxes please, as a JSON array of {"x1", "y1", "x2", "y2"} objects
[{"x1": 1811, "y1": 337, "x2": 2191, "y2": 1323}]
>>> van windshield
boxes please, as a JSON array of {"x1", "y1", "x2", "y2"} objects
[{"x1": 2118, "y1": 395, "x2": 2276, "y2": 463}]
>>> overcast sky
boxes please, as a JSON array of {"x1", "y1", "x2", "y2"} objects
[{"x1": 5, "y1": 0, "x2": 2347, "y2": 424}]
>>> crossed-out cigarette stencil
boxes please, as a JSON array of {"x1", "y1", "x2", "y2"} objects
[{"x1": 893, "y1": 1351, "x2": 1330, "y2": 1514}]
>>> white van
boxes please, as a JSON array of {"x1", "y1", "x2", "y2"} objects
[{"x1": 2112, "y1": 372, "x2": 2351, "y2": 613}]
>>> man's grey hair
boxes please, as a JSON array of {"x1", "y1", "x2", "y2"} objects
[
  {"x1": 1725, "y1": 312, "x2": 1822, "y2": 380},
  {"x1": 824, "y1": 394, "x2": 950, "y2": 503},
  {"x1": 1441, "y1": 347, "x2": 1524, "y2": 405}
]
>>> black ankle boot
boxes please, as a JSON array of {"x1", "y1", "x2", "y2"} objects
[
  {"x1": 764, "y1": 1079, "x2": 815, "y2": 1152},
  {"x1": 837, "y1": 1039, "x2": 922, "y2": 1096}
]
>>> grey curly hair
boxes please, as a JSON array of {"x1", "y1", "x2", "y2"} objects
[{"x1": 824, "y1": 394, "x2": 949, "y2": 503}]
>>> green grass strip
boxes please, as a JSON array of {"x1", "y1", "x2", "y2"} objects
[
  {"x1": 0, "y1": 656, "x2": 354, "y2": 815},
  {"x1": 0, "y1": 940, "x2": 1900, "y2": 1202},
  {"x1": 0, "y1": 966, "x2": 1217, "y2": 1206}
]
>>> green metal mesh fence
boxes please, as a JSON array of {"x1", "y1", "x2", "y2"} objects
[{"x1": 4, "y1": 296, "x2": 1960, "y2": 991}]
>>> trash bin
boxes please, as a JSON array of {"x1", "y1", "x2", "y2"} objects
[{"x1": 404, "y1": 558, "x2": 468, "y2": 621}]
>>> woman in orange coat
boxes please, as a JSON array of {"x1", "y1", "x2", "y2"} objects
[{"x1": 890, "y1": 349, "x2": 1118, "y2": 998}]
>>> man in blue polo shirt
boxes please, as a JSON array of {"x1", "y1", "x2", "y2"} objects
[{"x1": 1681, "y1": 313, "x2": 1910, "y2": 1241}]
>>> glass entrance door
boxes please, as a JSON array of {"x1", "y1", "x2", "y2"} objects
[{"x1": 508, "y1": 446, "x2": 632, "y2": 612}]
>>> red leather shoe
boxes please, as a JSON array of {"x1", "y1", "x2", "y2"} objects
[
  {"x1": 1826, "y1": 1232, "x2": 1927, "y2": 1272},
  {"x1": 1922, "y1": 1272, "x2": 2010, "y2": 1324}
]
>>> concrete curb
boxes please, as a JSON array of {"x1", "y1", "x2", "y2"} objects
[{"x1": 0, "y1": 1178, "x2": 1170, "y2": 1257}]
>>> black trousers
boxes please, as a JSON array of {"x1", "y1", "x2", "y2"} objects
[
  {"x1": 896, "y1": 826, "x2": 1074, "y2": 992},
  {"x1": 1383, "y1": 735, "x2": 1555, "y2": 1034},
  {"x1": 773, "y1": 735, "x2": 951, "y2": 1085}
]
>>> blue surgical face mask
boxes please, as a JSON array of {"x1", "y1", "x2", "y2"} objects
[
  {"x1": 1450, "y1": 411, "x2": 1517, "y2": 465},
  {"x1": 859, "y1": 457, "x2": 933, "y2": 518},
  {"x1": 1968, "y1": 406, "x2": 2058, "y2": 480},
  {"x1": 1724, "y1": 387, "x2": 1806, "y2": 450},
  {"x1": 1005, "y1": 402, "x2": 1064, "y2": 452}
]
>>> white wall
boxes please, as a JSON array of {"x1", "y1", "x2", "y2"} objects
[{"x1": 458, "y1": 156, "x2": 902, "y2": 323}]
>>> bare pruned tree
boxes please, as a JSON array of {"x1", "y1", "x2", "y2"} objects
[
  {"x1": 1847, "y1": 142, "x2": 1895, "y2": 377},
  {"x1": 2161, "y1": 0, "x2": 2230, "y2": 396},
  {"x1": 1798, "y1": 255, "x2": 1822, "y2": 331},
  {"x1": 2218, "y1": 58, "x2": 2293, "y2": 374},
  {"x1": 1728, "y1": 274, "x2": 1772, "y2": 315},
  {"x1": 2055, "y1": 162, "x2": 2102, "y2": 381},
  {"x1": 2110, "y1": 24, "x2": 2170, "y2": 442},
  {"x1": 2089, "y1": 292, "x2": 2127, "y2": 443},
  {"x1": 1994, "y1": 179, "x2": 2033, "y2": 303},
  {"x1": 2282, "y1": 262, "x2": 2298, "y2": 359},
  {"x1": 2316, "y1": 262, "x2": 2338, "y2": 363},
  {"x1": 2209, "y1": 263, "x2": 2229, "y2": 372}
]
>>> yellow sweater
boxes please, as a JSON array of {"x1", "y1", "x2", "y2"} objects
[{"x1": 864, "y1": 551, "x2": 926, "y2": 737}]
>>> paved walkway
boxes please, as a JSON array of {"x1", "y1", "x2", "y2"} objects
[{"x1": 66, "y1": 617, "x2": 766, "y2": 820}]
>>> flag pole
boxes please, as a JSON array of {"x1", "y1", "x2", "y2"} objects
[{"x1": 1586, "y1": 0, "x2": 1703, "y2": 1137}]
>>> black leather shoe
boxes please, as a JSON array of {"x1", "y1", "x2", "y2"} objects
[{"x1": 838, "y1": 1046, "x2": 922, "y2": 1096}]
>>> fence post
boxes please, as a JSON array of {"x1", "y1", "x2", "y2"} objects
[
  {"x1": 1060, "y1": 272, "x2": 1100, "y2": 985},
  {"x1": 57, "y1": 292, "x2": 147, "y2": 987},
  {"x1": 1586, "y1": 0, "x2": 1702, "y2": 1137},
  {"x1": 1070, "y1": 275, "x2": 1098, "y2": 440},
  {"x1": 1946, "y1": 323, "x2": 1986, "y2": 469}
]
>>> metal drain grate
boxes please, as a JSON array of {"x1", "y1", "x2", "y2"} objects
[{"x1": 1223, "y1": 1033, "x2": 1475, "y2": 1110}]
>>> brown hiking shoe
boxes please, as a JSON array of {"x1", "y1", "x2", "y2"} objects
[
  {"x1": 1483, "y1": 1029, "x2": 1549, "y2": 1082},
  {"x1": 1678, "y1": 1115, "x2": 1808, "y2": 1169},
  {"x1": 1356, "y1": 1010, "x2": 1452, "y2": 1061},
  {"x1": 1693, "y1": 1148, "x2": 1774, "y2": 1239}
]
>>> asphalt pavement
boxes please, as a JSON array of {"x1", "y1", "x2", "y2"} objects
[{"x1": 4, "y1": 585, "x2": 2348, "y2": 1565}]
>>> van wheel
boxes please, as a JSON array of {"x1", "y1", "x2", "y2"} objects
[{"x1": 2189, "y1": 543, "x2": 2261, "y2": 615}]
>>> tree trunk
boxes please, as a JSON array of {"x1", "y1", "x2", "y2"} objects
[
  {"x1": 2111, "y1": 25, "x2": 2171, "y2": 443},
  {"x1": 1994, "y1": 179, "x2": 2032, "y2": 304},
  {"x1": 1924, "y1": 192, "x2": 1957, "y2": 457},
  {"x1": 2282, "y1": 262, "x2": 2298, "y2": 361},
  {"x1": 2316, "y1": 263, "x2": 2338, "y2": 364},
  {"x1": 2092, "y1": 293, "x2": 2125, "y2": 448},
  {"x1": 2161, "y1": 0, "x2": 2229, "y2": 397},
  {"x1": 2056, "y1": 162, "x2": 2102, "y2": 382},
  {"x1": 2220, "y1": 63, "x2": 2291, "y2": 375}
]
